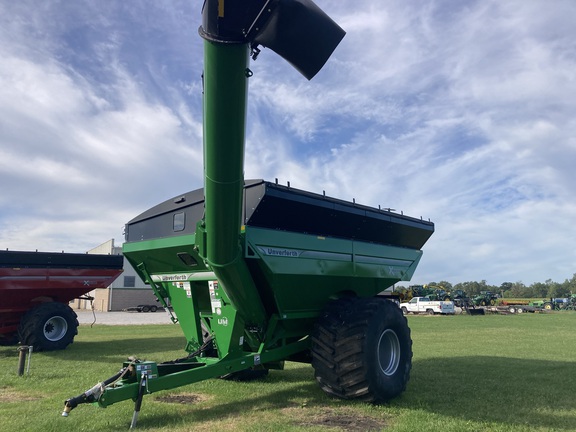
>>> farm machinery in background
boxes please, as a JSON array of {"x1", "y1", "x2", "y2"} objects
[
  {"x1": 391, "y1": 285, "x2": 437, "y2": 302},
  {"x1": 397, "y1": 286, "x2": 576, "y2": 315},
  {"x1": 63, "y1": 0, "x2": 434, "y2": 427},
  {"x1": 394, "y1": 285, "x2": 471, "y2": 308},
  {"x1": 502, "y1": 295, "x2": 576, "y2": 314},
  {"x1": 471, "y1": 291, "x2": 500, "y2": 307},
  {"x1": 0, "y1": 250, "x2": 123, "y2": 351},
  {"x1": 537, "y1": 295, "x2": 576, "y2": 311}
]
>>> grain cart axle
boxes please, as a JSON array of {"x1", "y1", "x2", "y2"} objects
[{"x1": 64, "y1": 0, "x2": 434, "y2": 426}]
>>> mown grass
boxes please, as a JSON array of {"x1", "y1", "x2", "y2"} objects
[{"x1": 1, "y1": 313, "x2": 576, "y2": 431}]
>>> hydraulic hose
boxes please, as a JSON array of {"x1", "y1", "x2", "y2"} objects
[{"x1": 62, "y1": 367, "x2": 127, "y2": 417}]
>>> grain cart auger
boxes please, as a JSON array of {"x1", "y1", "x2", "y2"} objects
[{"x1": 63, "y1": 0, "x2": 434, "y2": 426}]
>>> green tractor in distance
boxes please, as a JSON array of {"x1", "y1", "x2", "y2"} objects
[
  {"x1": 472, "y1": 291, "x2": 499, "y2": 307},
  {"x1": 447, "y1": 289, "x2": 470, "y2": 308},
  {"x1": 62, "y1": 0, "x2": 434, "y2": 427},
  {"x1": 408, "y1": 285, "x2": 437, "y2": 298},
  {"x1": 421, "y1": 287, "x2": 470, "y2": 309},
  {"x1": 409, "y1": 285, "x2": 469, "y2": 307},
  {"x1": 536, "y1": 295, "x2": 576, "y2": 311}
]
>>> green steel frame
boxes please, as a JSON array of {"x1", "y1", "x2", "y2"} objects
[{"x1": 64, "y1": 0, "x2": 432, "y2": 419}]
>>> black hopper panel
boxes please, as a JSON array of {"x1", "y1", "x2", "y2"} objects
[
  {"x1": 125, "y1": 179, "x2": 434, "y2": 250},
  {"x1": 243, "y1": 181, "x2": 434, "y2": 250},
  {"x1": 0, "y1": 250, "x2": 123, "y2": 270},
  {"x1": 125, "y1": 180, "x2": 262, "y2": 243},
  {"x1": 124, "y1": 188, "x2": 206, "y2": 242}
]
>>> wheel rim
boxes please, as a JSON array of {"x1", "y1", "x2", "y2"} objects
[
  {"x1": 43, "y1": 316, "x2": 68, "y2": 341},
  {"x1": 378, "y1": 329, "x2": 401, "y2": 376}
]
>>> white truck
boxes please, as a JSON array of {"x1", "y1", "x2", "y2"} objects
[{"x1": 400, "y1": 296, "x2": 455, "y2": 315}]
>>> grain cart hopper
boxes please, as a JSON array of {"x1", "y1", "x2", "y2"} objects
[{"x1": 63, "y1": 0, "x2": 434, "y2": 425}]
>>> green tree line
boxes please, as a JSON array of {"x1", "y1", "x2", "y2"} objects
[{"x1": 409, "y1": 274, "x2": 576, "y2": 299}]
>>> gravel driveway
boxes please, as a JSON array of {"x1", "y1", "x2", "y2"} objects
[{"x1": 76, "y1": 310, "x2": 174, "y2": 325}]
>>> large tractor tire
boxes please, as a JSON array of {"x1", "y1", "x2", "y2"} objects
[
  {"x1": 18, "y1": 302, "x2": 79, "y2": 351},
  {"x1": 311, "y1": 296, "x2": 412, "y2": 403}
]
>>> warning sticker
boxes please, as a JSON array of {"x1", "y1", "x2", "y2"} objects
[{"x1": 208, "y1": 280, "x2": 220, "y2": 313}]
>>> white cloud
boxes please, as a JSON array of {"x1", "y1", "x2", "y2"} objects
[{"x1": 1, "y1": 0, "x2": 575, "y2": 285}]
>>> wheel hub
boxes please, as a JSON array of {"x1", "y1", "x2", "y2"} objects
[
  {"x1": 44, "y1": 316, "x2": 68, "y2": 341},
  {"x1": 378, "y1": 329, "x2": 401, "y2": 376}
]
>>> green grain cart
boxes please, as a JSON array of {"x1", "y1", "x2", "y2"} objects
[{"x1": 63, "y1": 0, "x2": 434, "y2": 426}]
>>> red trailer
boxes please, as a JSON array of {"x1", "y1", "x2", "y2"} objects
[{"x1": 0, "y1": 250, "x2": 123, "y2": 350}]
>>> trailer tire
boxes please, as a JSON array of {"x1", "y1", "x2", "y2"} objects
[
  {"x1": 311, "y1": 296, "x2": 412, "y2": 403},
  {"x1": 150, "y1": 306, "x2": 158, "y2": 312},
  {"x1": 18, "y1": 302, "x2": 78, "y2": 351}
]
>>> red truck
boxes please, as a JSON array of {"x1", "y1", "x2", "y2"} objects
[{"x1": 0, "y1": 250, "x2": 123, "y2": 351}]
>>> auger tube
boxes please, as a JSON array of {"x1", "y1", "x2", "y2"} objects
[{"x1": 198, "y1": 6, "x2": 267, "y2": 328}]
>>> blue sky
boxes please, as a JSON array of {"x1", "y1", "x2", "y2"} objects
[{"x1": 1, "y1": 0, "x2": 575, "y2": 286}]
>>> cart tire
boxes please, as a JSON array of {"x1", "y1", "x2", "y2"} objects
[
  {"x1": 18, "y1": 302, "x2": 78, "y2": 351},
  {"x1": 311, "y1": 296, "x2": 412, "y2": 403},
  {"x1": 508, "y1": 306, "x2": 516, "y2": 314},
  {"x1": 517, "y1": 307, "x2": 524, "y2": 314}
]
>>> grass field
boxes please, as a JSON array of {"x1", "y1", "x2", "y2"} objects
[{"x1": 2, "y1": 312, "x2": 576, "y2": 431}]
